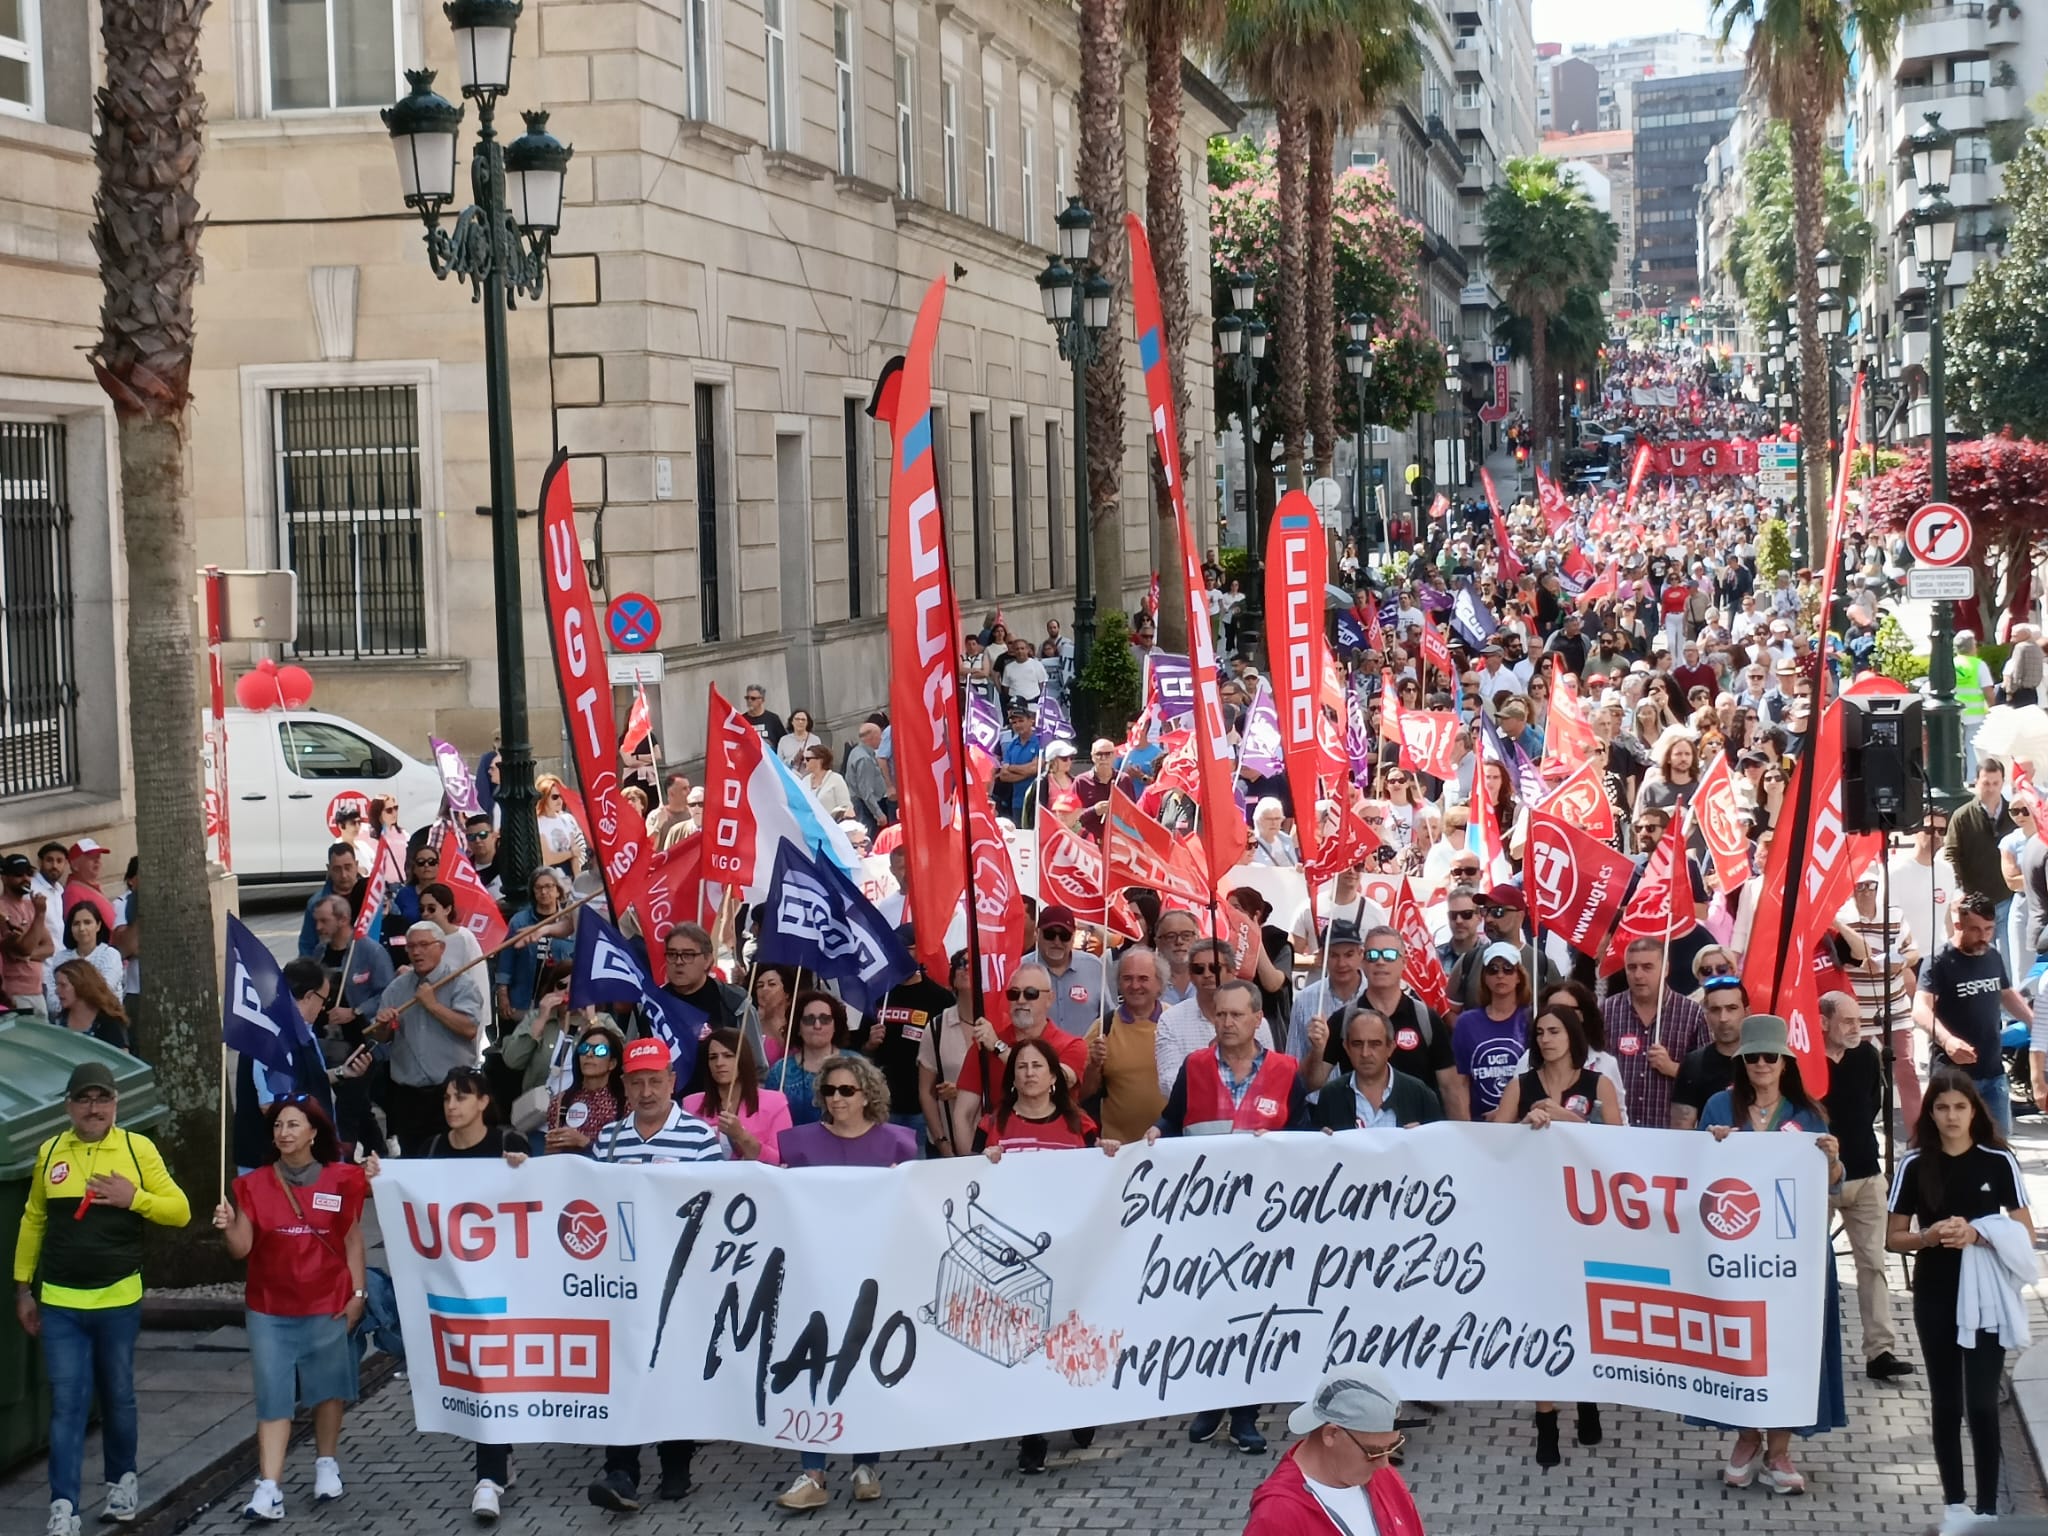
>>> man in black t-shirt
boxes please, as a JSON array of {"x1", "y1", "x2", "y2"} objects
[
  {"x1": 1914, "y1": 895, "x2": 2032, "y2": 1135},
  {"x1": 1822, "y1": 990, "x2": 1910, "y2": 1379},
  {"x1": 1670, "y1": 976, "x2": 1746, "y2": 1130}
]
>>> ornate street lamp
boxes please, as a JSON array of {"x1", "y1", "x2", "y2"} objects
[
  {"x1": 1913, "y1": 110, "x2": 1964, "y2": 809},
  {"x1": 383, "y1": 0, "x2": 573, "y2": 892},
  {"x1": 1037, "y1": 198, "x2": 1114, "y2": 738},
  {"x1": 1343, "y1": 312, "x2": 1378, "y2": 562}
]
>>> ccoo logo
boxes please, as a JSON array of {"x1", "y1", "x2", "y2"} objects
[
  {"x1": 558, "y1": 1199, "x2": 608, "y2": 1261},
  {"x1": 1698, "y1": 1178, "x2": 1761, "y2": 1241}
]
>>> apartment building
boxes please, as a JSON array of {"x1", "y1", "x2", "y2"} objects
[
  {"x1": 1536, "y1": 30, "x2": 1725, "y2": 135},
  {"x1": 0, "y1": 0, "x2": 131, "y2": 854},
  {"x1": 184, "y1": 0, "x2": 1232, "y2": 762}
]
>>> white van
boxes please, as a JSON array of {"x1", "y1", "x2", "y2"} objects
[{"x1": 206, "y1": 709, "x2": 445, "y2": 881}]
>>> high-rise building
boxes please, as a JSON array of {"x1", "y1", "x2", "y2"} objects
[
  {"x1": 1845, "y1": 1, "x2": 2042, "y2": 441},
  {"x1": 1535, "y1": 31, "x2": 1727, "y2": 133},
  {"x1": 1632, "y1": 68, "x2": 1744, "y2": 305}
]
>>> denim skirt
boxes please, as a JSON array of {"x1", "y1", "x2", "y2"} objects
[{"x1": 247, "y1": 1309, "x2": 359, "y2": 1420}]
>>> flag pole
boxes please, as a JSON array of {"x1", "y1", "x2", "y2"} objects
[
  {"x1": 218, "y1": 1050, "x2": 230, "y2": 1206},
  {"x1": 376, "y1": 891, "x2": 599, "y2": 1029}
]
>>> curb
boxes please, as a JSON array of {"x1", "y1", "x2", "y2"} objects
[
  {"x1": 129, "y1": 1355, "x2": 398, "y2": 1536},
  {"x1": 140, "y1": 1296, "x2": 245, "y2": 1331},
  {"x1": 2014, "y1": 1338, "x2": 2048, "y2": 1491}
]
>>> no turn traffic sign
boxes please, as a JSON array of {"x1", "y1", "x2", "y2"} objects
[{"x1": 1905, "y1": 502, "x2": 1971, "y2": 567}]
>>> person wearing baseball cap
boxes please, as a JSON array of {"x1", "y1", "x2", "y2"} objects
[
  {"x1": 16, "y1": 1062, "x2": 191, "y2": 1535},
  {"x1": 585, "y1": 1035, "x2": 721, "y2": 1512},
  {"x1": 1023, "y1": 904, "x2": 1103, "y2": 1039},
  {"x1": 58, "y1": 839, "x2": 119, "y2": 946},
  {"x1": 1244, "y1": 1366, "x2": 1424, "y2": 1535},
  {"x1": 1, "y1": 852, "x2": 54, "y2": 1017}
]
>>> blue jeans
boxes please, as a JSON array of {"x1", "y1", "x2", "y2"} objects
[
  {"x1": 1996, "y1": 898, "x2": 2016, "y2": 974},
  {"x1": 800, "y1": 1451, "x2": 880, "y2": 1472},
  {"x1": 42, "y1": 1301, "x2": 141, "y2": 1508},
  {"x1": 1974, "y1": 1072, "x2": 2013, "y2": 1137}
]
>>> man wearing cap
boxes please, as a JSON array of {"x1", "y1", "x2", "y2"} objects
[
  {"x1": 59, "y1": 839, "x2": 118, "y2": 938},
  {"x1": 587, "y1": 1038, "x2": 718, "y2": 1511},
  {"x1": 1477, "y1": 644, "x2": 1518, "y2": 710},
  {"x1": 1325, "y1": 927, "x2": 1465, "y2": 1117},
  {"x1": 1287, "y1": 922, "x2": 1370, "y2": 1088},
  {"x1": 1022, "y1": 905, "x2": 1104, "y2": 1038},
  {"x1": 1244, "y1": 1366, "x2": 1425, "y2": 1536},
  {"x1": 373, "y1": 922, "x2": 489, "y2": 1153},
  {"x1": 1, "y1": 853, "x2": 55, "y2": 1017},
  {"x1": 14, "y1": 1062, "x2": 191, "y2": 1535},
  {"x1": 994, "y1": 705, "x2": 1040, "y2": 821}
]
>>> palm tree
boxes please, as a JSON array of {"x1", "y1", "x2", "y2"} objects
[
  {"x1": 1494, "y1": 284, "x2": 1608, "y2": 430},
  {"x1": 1132, "y1": 0, "x2": 1228, "y2": 649},
  {"x1": 1224, "y1": 0, "x2": 1366, "y2": 492},
  {"x1": 1709, "y1": 0, "x2": 1915, "y2": 551},
  {"x1": 91, "y1": 0, "x2": 222, "y2": 1274},
  {"x1": 1305, "y1": 1, "x2": 1430, "y2": 472},
  {"x1": 1079, "y1": 0, "x2": 1129, "y2": 624},
  {"x1": 1480, "y1": 157, "x2": 1613, "y2": 470}
]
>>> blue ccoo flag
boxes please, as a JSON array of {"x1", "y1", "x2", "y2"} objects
[
  {"x1": 222, "y1": 914, "x2": 318, "y2": 1076},
  {"x1": 569, "y1": 907, "x2": 704, "y2": 1082},
  {"x1": 758, "y1": 842, "x2": 915, "y2": 1017}
]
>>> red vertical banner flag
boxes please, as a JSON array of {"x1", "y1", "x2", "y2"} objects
[
  {"x1": 1533, "y1": 467, "x2": 1572, "y2": 533},
  {"x1": 1265, "y1": 488, "x2": 1329, "y2": 869},
  {"x1": 1692, "y1": 750, "x2": 1754, "y2": 895},
  {"x1": 1621, "y1": 441, "x2": 1652, "y2": 516},
  {"x1": 1392, "y1": 879, "x2": 1450, "y2": 1016},
  {"x1": 875, "y1": 276, "x2": 970, "y2": 984},
  {"x1": 1480, "y1": 468, "x2": 1522, "y2": 582},
  {"x1": 433, "y1": 822, "x2": 510, "y2": 949},
  {"x1": 538, "y1": 450, "x2": 654, "y2": 940},
  {"x1": 1544, "y1": 657, "x2": 1602, "y2": 770},
  {"x1": 964, "y1": 752, "x2": 1027, "y2": 997},
  {"x1": 1418, "y1": 613, "x2": 1452, "y2": 681},
  {"x1": 1129, "y1": 215, "x2": 1245, "y2": 887}
]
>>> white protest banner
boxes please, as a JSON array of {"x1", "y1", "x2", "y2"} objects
[{"x1": 374, "y1": 1124, "x2": 1825, "y2": 1448}]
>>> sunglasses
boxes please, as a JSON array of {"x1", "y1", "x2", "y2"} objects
[
  {"x1": 1039, "y1": 928, "x2": 1074, "y2": 941},
  {"x1": 1362, "y1": 947, "x2": 1402, "y2": 963},
  {"x1": 1698, "y1": 963, "x2": 1736, "y2": 977},
  {"x1": 1005, "y1": 986, "x2": 1045, "y2": 1001},
  {"x1": 415, "y1": 856, "x2": 440, "y2": 867},
  {"x1": 1484, "y1": 905, "x2": 1517, "y2": 919},
  {"x1": 465, "y1": 829, "x2": 491, "y2": 842},
  {"x1": 818, "y1": 1083, "x2": 862, "y2": 1098},
  {"x1": 1742, "y1": 1052, "x2": 1783, "y2": 1066},
  {"x1": 1186, "y1": 963, "x2": 1220, "y2": 978},
  {"x1": 577, "y1": 1041, "x2": 614, "y2": 1058},
  {"x1": 1448, "y1": 907, "x2": 1478, "y2": 920},
  {"x1": 1483, "y1": 960, "x2": 1521, "y2": 975}
]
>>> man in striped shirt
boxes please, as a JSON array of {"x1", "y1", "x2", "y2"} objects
[
  {"x1": 1840, "y1": 864, "x2": 1922, "y2": 1123},
  {"x1": 587, "y1": 1038, "x2": 721, "y2": 1514}
]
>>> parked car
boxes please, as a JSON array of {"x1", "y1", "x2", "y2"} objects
[{"x1": 203, "y1": 709, "x2": 443, "y2": 881}]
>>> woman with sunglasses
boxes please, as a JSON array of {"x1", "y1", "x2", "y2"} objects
[
  {"x1": 773, "y1": 1054, "x2": 914, "y2": 1510},
  {"x1": 1452, "y1": 943, "x2": 1532, "y2": 1120},
  {"x1": 532, "y1": 774, "x2": 585, "y2": 879},
  {"x1": 768, "y1": 990, "x2": 852, "y2": 1127},
  {"x1": 684, "y1": 1026, "x2": 790, "y2": 1163},
  {"x1": 494, "y1": 869, "x2": 575, "y2": 1029},
  {"x1": 1888, "y1": 1070, "x2": 2035, "y2": 1525},
  {"x1": 1697, "y1": 1014, "x2": 1846, "y2": 1494},
  {"x1": 1380, "y1": 771, "x2": 1423, "y2": 847},
  {"x1": 543, "y1": 1019, "x2": 626, "y2": 1154},
  {"x1": 410, "y1": 881, "x2": 484, "y2": 970},
  {"x1": 212, "y1": 1097, "x2": 368, "y2": 1521}
]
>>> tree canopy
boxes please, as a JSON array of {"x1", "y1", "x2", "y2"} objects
[
  {"x1": 1947, "y1": 119, "x2": 2048, "y2": 441},
  {"x1": 1862, "y1": 433, "x2": 2048, "y2": 630},
  {"x1": 1725, "y1": 119, "x2": 1871, "y2": 334}
]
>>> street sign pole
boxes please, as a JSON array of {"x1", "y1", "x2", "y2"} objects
[{"x1": 1905, "y1": 499, "x2": 1971, "y2": 810}]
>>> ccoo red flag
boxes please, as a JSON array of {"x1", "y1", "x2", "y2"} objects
[{"x1": 1266, "y1": 489, "x2": 1330, "y2": 871}]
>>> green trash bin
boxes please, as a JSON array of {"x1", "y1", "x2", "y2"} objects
[{"x1": 0, "y1": 1020, "x2": 166, "y2": 1471}]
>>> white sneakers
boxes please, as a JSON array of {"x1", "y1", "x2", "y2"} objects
[
  {"x1": 45, "y1": 1499, "x2": 79, "y2": 1536},
  {"x1": 1941, "y1": 1507, "x2": 1989, "y2": 1533},
  {"x1": 242, "y1": 1480, "x2": 283, "y2": 1522},
  {"x1": 313, "y1": 1458, "x2": 344, "y2": 1503},
  {"x1": 850, "y1": 1463, "x2": 882, "y2": 1502},
  {"x1": 471, "y1": 1479, "x2": 505, "y2": 1522},
  {"x1": 101, "y1": 1473, "x2": 139, "y2": 1524}
]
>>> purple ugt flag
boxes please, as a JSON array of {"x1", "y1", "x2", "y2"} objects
[
  {"x1": 1036, "y1": 691, "x2": 1073, "y2": 744},
  {"x1": 429, "y1": 736, "x2": 483, "y2": 816},
  {"x1": 964, "y1": 692, "x2": 1004, "y2": 756},
  {"x1": 1238, "y1": 682, "x2": 1284, "y2": 778}
]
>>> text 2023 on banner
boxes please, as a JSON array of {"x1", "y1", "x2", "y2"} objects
[{"x1": 372, "y1": 1124, "x2": 1826, "y2": 1449}]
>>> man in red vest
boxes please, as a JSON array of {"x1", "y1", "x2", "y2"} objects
[
  {"x1": 1243, "y1": 1366, "x2": 1426, "y2": 1536},
  {"x1": 1146, "y1": 978, "x2": 1308, "y2": 1452}
]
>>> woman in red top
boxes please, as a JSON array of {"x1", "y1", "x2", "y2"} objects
[{"x1": 211, "y1": 1098, "x2": 368, "y2": 1522}]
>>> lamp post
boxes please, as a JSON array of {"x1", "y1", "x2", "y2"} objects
[
  {"x1": 1343, "y1": 311, "x2": 1377, "y2": 562},
  {"x1": 1913, "y1": 110, "x2": 1964, "y2": 809},
  {"x1": 1217, "y1": 272, "x2": 1266, "y2": 657},
  {"x1": 1037, "y1": 197, "x2": 1114, "y2": 741},
  {"x1": 1442, "y1": 344, "x2": 1461, "y2": 492},
  {"x1": 383, "y1": 0, "x2": 572, "y2": 893}
]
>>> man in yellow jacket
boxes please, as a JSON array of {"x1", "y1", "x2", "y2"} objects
[{"x1": 13, "y1": 1061, "x2": 190, "y2": 1536}]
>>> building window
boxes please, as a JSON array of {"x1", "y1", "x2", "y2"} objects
[
  {"x1": 969, "y1": 411, "x2": 992, "y2": 600},
  {"x1": 1349, "y1": 150, "x2": 1379, "y2": 169},
  {"x1": 833, "y1": 5, "x2": 857, "y2": 175},
  {"x1": 272, "y1": 386, "x2": 426, "y2": 658},
  {"x1": 0, "y1": 421, "x2": 75, "y2": 795},
  {"x1": 983, "y1": 102, "x2": 1000, "y2": 228},
  {"x1": 764, "y1": 0, "x2": 790, "y2": 151},
  {"x1": 894, "y1": 51, "x2": 915, "y2": 197},
  {"x1": 683, "y1": 0, "x2": 711, "y2": 119},
  {"x1": 264, "y1": 0, "x2": 400, "y2": 113},
  {"x1": 0, "y1": 0, "x2": 40, "y2": 119},
  {"x1": 1044, "y1": 422, "x2": 1066, "y2": 589},
  {"x1": 695, "y1": 383, "x2": 724, "y2": 643},
  {"x1": 1021, "y1": 124, "x2": 1038, "y2": 245},
  {"x1": 843, "y1": 399, "x2": 866, "y2": 619},
  {"x1": 941, "y1": 80, "x2": 961, "y2": 213},
  {"x1": 1055, "y1": 141, "x2": 1069, "y2": 206},
  {"x1": 1008, "y1": 418, "x2": 1032, "y2": 594}
]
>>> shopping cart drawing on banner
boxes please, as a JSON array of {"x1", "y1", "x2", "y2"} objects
[{"x1": 923, "y1": 1183, "x2": 1055, "y2": 1367}]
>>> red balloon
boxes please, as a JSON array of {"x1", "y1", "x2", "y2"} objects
[
  {"x1": 275, "y1": 664, "x2": 314, "y2": 709},
  {"x1": 234, "y1": 671, "x2": 274, "y2": 711},
  {"x1": 255, "y1": 657, "x2": 279, "y2": 675}
]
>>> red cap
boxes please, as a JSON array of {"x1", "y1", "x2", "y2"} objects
[{"x1": 623, "y1": 1038, "x2": 672, "y2": 1074}]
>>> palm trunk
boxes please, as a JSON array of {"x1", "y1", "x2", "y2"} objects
[
  {"x1": 1305, "y1": 112, "x2": 1336, "y2": 485},
  {"x1": 1528, "y1": 310, "x2": 1551, "y2": 475},
  {"x1": 1143, "y1": 12, "x2": 1189, "y2": 651},
  {"x1": 93, "y1": 0, "x2": 225, "y2": 1282},
  {"x1": 1788, "y1": 94, "x2": 1832, "y2": 555},
  {"x1": 1080, "y1": 0, "x2": 1128, "y2": 623},
  {"x1": 1274, "y1": 94, "x2": 1308, "y2": 493}
]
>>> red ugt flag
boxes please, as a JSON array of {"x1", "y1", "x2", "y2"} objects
[{"x1": 1600, "y1": 815, "x2": 1691, "y2": 971}]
